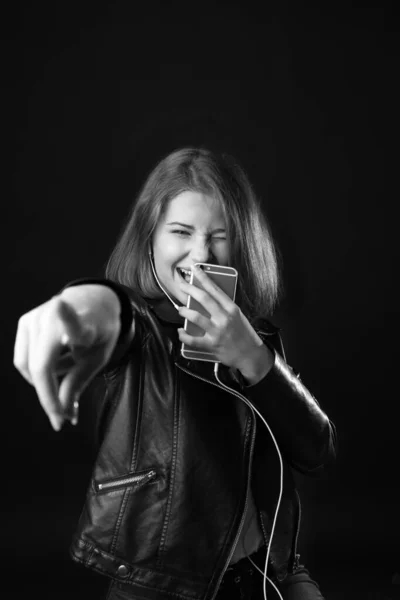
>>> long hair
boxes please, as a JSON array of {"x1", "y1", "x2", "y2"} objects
[{"x1": 105, "y1": 147, "x2": 281, "y2": 322}]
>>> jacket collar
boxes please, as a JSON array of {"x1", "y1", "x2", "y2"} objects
[{"x1": 148, "y1": 297, "x2": 185, "y2": 325}]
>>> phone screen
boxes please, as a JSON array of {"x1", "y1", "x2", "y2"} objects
[{"x1": 180, "y1": 263, "x2": 238, "y2": 362}]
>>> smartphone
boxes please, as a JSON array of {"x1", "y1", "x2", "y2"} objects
[{"x1": 180, "y1": 263, "x2": 238, "y2": 362}]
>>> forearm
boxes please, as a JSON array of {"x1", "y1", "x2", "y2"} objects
[{"x1": 245, "y1": 344, "x2": 336, "y2": 473}]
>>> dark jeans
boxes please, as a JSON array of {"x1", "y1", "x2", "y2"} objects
[
  {"x1": 106, "y1": 551, "x2": 325, "y2": 600},
  {"x1": 217, "y1": 561, "x2": 325, "y2": 600},
  {"x1": 217, "y1": 547, "x2": 325, "y2": 600}
]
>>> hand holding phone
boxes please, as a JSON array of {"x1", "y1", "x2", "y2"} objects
[{"x1": 180, "y1": 263, "x2": 238, "y2": 362}]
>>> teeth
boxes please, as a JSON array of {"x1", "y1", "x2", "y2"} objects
[{"x1": 178, "y1": 267, "x2": 191, "y2": 281}]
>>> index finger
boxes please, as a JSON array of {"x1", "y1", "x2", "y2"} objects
[
  {"x1": 29, "y1": 299, "x2": 69, "y2": 430},
  {"x1": 192, "y1": 264, "x2": 236, "y2": 308}
]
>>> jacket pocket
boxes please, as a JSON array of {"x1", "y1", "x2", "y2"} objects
[{"x1": 94, "y1": 468, "x2": 157, "y2": 494}]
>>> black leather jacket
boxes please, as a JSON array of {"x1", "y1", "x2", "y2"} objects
[{"x1": 69, "y1": 287, "x2": 336, "y2": 600}]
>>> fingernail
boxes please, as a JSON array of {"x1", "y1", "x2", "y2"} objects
[
  {"x1": 60, "y1": 333, "x2": 70, "y2": 346},
  {"x1": 71, "y1": 396, "x2": 79, "y2": 425}
]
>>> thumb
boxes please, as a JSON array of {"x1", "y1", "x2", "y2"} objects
[{"x1": 58, "y1": 334, "x2": 117, "y2": 421}]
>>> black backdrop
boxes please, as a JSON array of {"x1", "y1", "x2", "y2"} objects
[{"x1": 4, "y1": 2, "x2": 398, "y2": 599}]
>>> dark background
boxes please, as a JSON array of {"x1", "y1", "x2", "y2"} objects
[{"x1": 4, "y1": 1, "x2": 398, "y2": 599}]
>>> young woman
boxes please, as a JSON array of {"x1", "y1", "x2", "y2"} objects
[{"x1": 14, "y1": 147, "x2": 336, "y2": 600}]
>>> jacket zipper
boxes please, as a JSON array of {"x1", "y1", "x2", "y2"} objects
[
  {"x1": 175, "y1": 363, "x2": 257, "y2": 600},
  {"x1": 95, "y1": 469, "x2": 157, "y2": 493}
]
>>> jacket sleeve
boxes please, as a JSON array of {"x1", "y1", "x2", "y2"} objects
[{"x1": 245, "y1": 331, "x2": 337, "y2": 475}]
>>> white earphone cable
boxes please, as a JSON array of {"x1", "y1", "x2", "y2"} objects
[
  {"x1": 213, "y1": 362, "x2": 284, "y2": 600},
  {"x1": 149, "y1": 250, "x2": 181, "y2": 311},
  {"x1": 148, "y1": 250, "x2": 284, "y2": 599}
]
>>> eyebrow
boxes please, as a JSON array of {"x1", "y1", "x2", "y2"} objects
[{"x1": 167, "y1": 221, "x2": 226, "y2": 234}]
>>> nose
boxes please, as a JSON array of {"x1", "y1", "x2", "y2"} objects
[{"x1": 189, "y1": 237, "x2": 214, "y2": 265}]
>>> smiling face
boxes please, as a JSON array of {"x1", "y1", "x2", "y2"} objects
[{"x1": 151, "y1": 190, "x2": 229, "y2": 305}]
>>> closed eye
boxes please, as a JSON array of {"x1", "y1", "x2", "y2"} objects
[
  {"x1": 173, "y1": 230, "x2": 191, "y2": 236},
  {"x1": 172, "y1": 230, "x2": 226, "y2": 241}
]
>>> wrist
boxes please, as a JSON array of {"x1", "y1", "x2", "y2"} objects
[{"x1": 238, "y1": 343, "x2": 274, "y2": 386}]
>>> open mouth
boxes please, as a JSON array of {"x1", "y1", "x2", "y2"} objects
[{"x1": 177, "y1": 267, "x2": 192, "y2": 283}]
